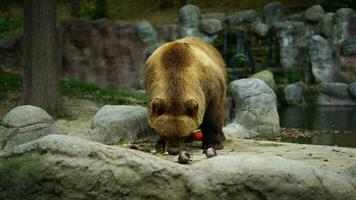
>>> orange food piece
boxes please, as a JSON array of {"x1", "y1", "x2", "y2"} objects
[{"x1": 192, "y1": 130, "x2": 203, "y2": 141}]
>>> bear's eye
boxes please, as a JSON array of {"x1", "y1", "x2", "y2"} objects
[
  {"x1": 152, "y1": 98, "x2": 165, "y2": 116},
  {"x1": 185, "y1": 99, "x2": 198, "y2": 117}
]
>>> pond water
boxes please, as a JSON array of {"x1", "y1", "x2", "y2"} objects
[{"x1": 278, "y1": 106, "x2": 356, "y2": 148}]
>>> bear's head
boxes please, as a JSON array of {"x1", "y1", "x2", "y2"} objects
[{"x1": 148, "y1": 97, "x2": 203, "y2": 154}]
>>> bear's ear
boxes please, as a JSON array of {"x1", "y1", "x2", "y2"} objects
[
  {"x1": 152, "y1": 98, "x2": 166, "y2": 116},
  {"x1": 185, "y1": 99, "x2": 198, "y2": 117}
]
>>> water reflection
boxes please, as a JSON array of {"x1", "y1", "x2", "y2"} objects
[{"x1": 278, "y1": 106, "x2": 356, "y2": 148}]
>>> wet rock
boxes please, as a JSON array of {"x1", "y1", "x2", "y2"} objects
[
  {"x1": 320, "y1": 82, "x2": 350, "y2": 99},
  {"x1": 284, "y1": 81, "x2": 304, "y2": 105},
  {"x1": 179, "y1": 4, "x2": 201, "y2": 28},
  {"x1": 340, "y1": 36, "x2": 356, "y2": 56},
  {"x1": 226, "y1": 9, "x2": 257, "y2": 25},
  {"x1": 136, "y1": 20, "x2": 159, "y2": 46},
  {"x1": 157, "y1": 24, "x2": 181, "y2": 42},
  {"x1": 332, "y1": 8, "x2": 354, "y2": 45},
  {"x1": 228, "y1": 78, "x2": 280, "y2": 137},
  {"x1": 304, "y1": 5, "x2": 325, "y2": 23},
  {"x1": 318, "y1": 82, "x2": 356, "y2": 106},
  {"x1": 251, "y1": 70, "x2": 275, "y2": 90},
  {"x1": 252, "y1": 22, "x2": 269, "y2": 37},
  {"x1": 263, "y1": 1, "x2": 284, "y2": 25},
  {"x1": 1, "y1": 135, "x2": 355, "y2": 199},
  {"x1": 201, "y1": 12, "x2": 225, "y2": 21},
  {"x1": 0, "y1": 106, "x2": 62, "y2": 150},
  {"x1": 91, "y1": 105, "x2": 156, "y2": 145},
  {"x1": 308, "y1": 35, "x2": 336, "y2": 82},
  {"x1": 272, "y1": 21, "x2": 307, "y2": 68},
  {"x1": 349, "y1": 82, "x2": 356, "y2": 100},
  {"x1": 199, "y1": 18, "x2": 222, "y2": 35},
  {"x1": 317, "y1": 13, "x2": 334, "y2": 39}
]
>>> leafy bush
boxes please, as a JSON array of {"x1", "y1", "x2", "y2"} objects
[
  {"x1": 0, "y1": 18, "x2": 22, "y2": 41},
  {"x1": 79, "y1": 2, "x2": 107, "y2": 20}
]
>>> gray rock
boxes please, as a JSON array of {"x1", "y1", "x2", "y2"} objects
[
  {"x1": 157, "y1": 24, "x2": 181, "y2": 42},
  {"x1": 179, "y1": 26, "x2": 202, "y2": 38},
  {"x1": 91, "y1": 105, "x2": 156, "y2": 145},
  {"x1": 263, "y1": 1, "x2": 284, "y2": 25},
  {"x1": 0, "y1": 106, "x2": 61, "y2": 150},
  {"x1": 304, "y1": 5, "x2": 325, "y2": 23},
  {"x1": 272, "y1": 21, "x2": 307, "y2": 68},
  {"x1": 201, "y1": 12, "x2": 225, "y2": 21},
  {"x1": 332, "y1": 8, "x2": 354, "y2": 45},
  {"x1": 136, "y1": 20, "x2": 158, "y2": 46},
  {"x1": 320, "y1": 82, "x2": 350, "y2": 98},
  {"x1": 1, "y1": 134, "x2": 355, "y2": 199},
  {"x1": 226, "y1": 9, "x2": 257, "y2": 26},
  {"x1": 251, "y1": 70, "x2": 276, "y2": 89},
  {"x1": 222, "y1": 123, "x2": 258, "y2": 139},
  {"x1": 284, "y1": 81, "x2": 304, "y2": 105},
  {"x1": 179, "y1": 4, "x2": 201, "y2": 28},
  {"x1": 2, "y1": 105, "x2": 53, "y2": 128},
  {"x1": 228, "y1": 78, "x2": 280, "y2": 136},
  {"x1": 318, "y1": 82, "x2": 356, "y2": 106},
  {"x1": 253, "y1": 22, "x2": 269, "y2": 37},
  {"x1": 317, "y1": 13, "x2": 334, "y2": 39},
  {"x1": 349, "y1": 82, "x2": 356, "y2": 100},
  {"x1": 224, "y1": 96, "x2": 234, "y2": 124},
  {"x1": 340, "y1": 36, "x2": 356, "y2": 56},
  {"x1": 309, "y1": 35, "x2": 336, "y2": 82},
  {"x1": 199, "y1": 18, "x2": 222, "y2": 35}
]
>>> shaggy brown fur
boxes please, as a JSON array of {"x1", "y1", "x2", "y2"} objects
[{"x1": 145, "y1": 37, "x2": 227, "y2": 154}]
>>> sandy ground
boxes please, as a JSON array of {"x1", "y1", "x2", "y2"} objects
[{"x1": 49, "y1": 98, "x2": 356, "y2": 174}]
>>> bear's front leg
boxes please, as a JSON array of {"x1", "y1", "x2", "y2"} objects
[{"x1": 201, "y1": 99, "x2": 225, "y2": 150}]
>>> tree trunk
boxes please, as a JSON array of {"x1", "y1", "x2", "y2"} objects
[
  {"x1": 71, "y1": 0, "x2": 80, "y2": 17},
  {"x1": 22, "y1": 0, "x2": 61, "y2": 115}
]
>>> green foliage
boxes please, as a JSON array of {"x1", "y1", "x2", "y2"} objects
[
  {"x1": 274, "y1": 68, "x2": 305, "y2": 84},
  {"x1": 79, "y1": 2, "x2": 108, "y2": 20},
  {"x1": 60, "y1": 79, "x2": 146, "y2": 105},
  {"x1": 0, "y1": 18, "x2": 23, "y2": 41},
  {"x1": 0, "y1": 72, "x2": 146, "y2": 105}
]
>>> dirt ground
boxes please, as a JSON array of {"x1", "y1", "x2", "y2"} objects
[{"x1": 1, "y1": 97, "x2": 355, "y2": 173}]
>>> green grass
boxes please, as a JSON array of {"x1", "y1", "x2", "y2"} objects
[{"x1": 0, "y1": 72, "x2": 147, "y2": 105}]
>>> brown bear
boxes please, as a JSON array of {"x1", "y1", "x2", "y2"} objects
[{"x1": 144, "y1": 37, "x2": 227, "y2": 155}]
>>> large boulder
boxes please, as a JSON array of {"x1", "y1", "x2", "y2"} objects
[
  {"x1": 272, "y1": 21, "x2": 308, "y2": 68},
  {"x1": 157, "y1": 24, "x2": 181, "y2": 42},
  {"x1": 0, "y1": 134, "x2": 355, "y2": 199},
  {"x1": 318, "y1": 82, "x2": 356, "y2": 106},
  {"x1": 340, "y1": 36, "x2": 356, "y2": 56},
  {"x1": 0, "y1": 105, "x2": 62, "y2": 150},
  {"x1": 304, "y1": 5, "x2": 325, "y2": 23},
  {"x1": 179, "y1": 4, "x2": 201, "y2": 28},
  {"x1": 349, "y1": 82, "x2": 356, "y2": 100},
  {"x1": 199, "y1": 18, "x2": 222, "y2": 35},
  {"x1": 251, "y1": 70, "x2": 276, "y2": 90},
  {"x1": 317, "y1": 13, "x2": 335, "y2": 39},
  {"x1": 263, "y1": 1, "x2": 284, "y2": 25},
  {"x1": 332, "y1": 8, "x2": 354, "y2": 45},
  {"x1": 0, "y1": 36, "x2": 22, "y2": 67},
  {"x1": 91, "y1": 105, "x2": 156, "y2": 144},
  {"x1": 58, "y1": 18, "x2": 148, "y2": 90},
  {"x1": 252, "y1": 21, "x2": 269, "y2": 37},
  {"x1": 227, "y1": 78, "x2": 280, "y2": 137},
  {"x1": 136, "y1": 20, "x2": 159, "y2": 46},
  {"x1": 309, "y1": 35, "x2": 336, "y2": 82},
  {"x1": 201, "y1": 12, "x2": 225, "y2": 21},
  {"x1": 284, "y1": 81, "x2": 304, "y2": 105},
  {"x1": 226, "y1": 9, "x2": 258, "y2": 26}
]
